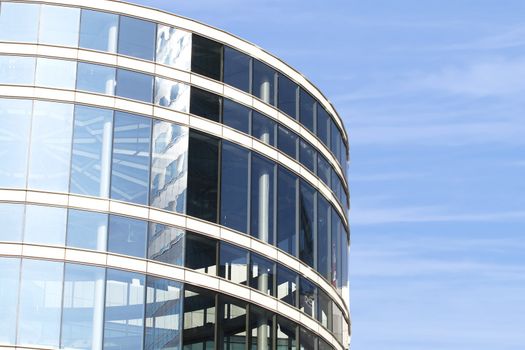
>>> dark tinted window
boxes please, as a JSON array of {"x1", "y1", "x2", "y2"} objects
[
  {"x1": 252, "y1": 111, "x2": 276, "y2": 146},
  {"x1": 278, "y1": 125, "x2": 298, "y2": 159},
  {"x1": 299, "y1": 327, "x2": 315, "y2": 350},
  {"x1": 319, "y1": 338, "x2": 332, "y2": 350},
  {"x1": 224, "y1": 46, "x2": 250, "y2": 93},
  {"x1": 191, "y1": 34, "x2": 222, "y2": 81},
  {"x1": 299, "y1": 88, "x2": 315, "y2": 132},
  {"x1": 331, "y1": 210, "x2": 341, "y2": 286},
  {"x1": 187, "y1": 131, "x2": 219, "y2": 222},
  {"x1": 219, "y1": 242, "x2": 248, "y2": 285},
  {"x1": 116, "y1": 69, "x2": 153, "y2": 103},
  {"x1": 317, "y1": 289, "x2": 332, "y2": 330},
  {"x1": 330, "y1": 119, "x2": 341, "y2": 162},
  {"x1": 276, "y1": 264, "x2": 297, "y2": 307},
  {"x1": 278, "y1": 74, "x2": 297, "y2": 119},
  {"x1": 299, "y1": 140, "x2": 316, "y2": 173},
  {"x1": 317, "y1": 196, "x2": 331, "y2": 280},
  {"x1": 253, "y1": 60, "x2": 275, "y2": 105},
  {"x1": 190, "y1": 87, "x2": 222, "y2": 122},
  {"x1": 317, "y1": 155, "x2": 331, "y2": 187},
  {"x1": 108, "y1": 215, "x2": 147, "y2": 258},
  {"x1": 250, "y1": 253, "x2": 275, "y2": 296},
  {"x1": 299, "y1": 277, "x2": 316, "y2": 319},
  {"x1": 218, "y1": 295, "x2": 247, "y2": 350},
  {"x1": 317, "y1": 107, "x2": 330, "y2": 146},
  {"x1": 223, "y1": 98, "x2": 250, "y2": 134},
  {"x1": 185, "y1": 232, "x2": 217, "y2": 274},
  {"x1": 248, "y1": 305, "x2": 273, "y2": 350},
  {"x1": 277, "y1": 167, "x2": 297, "y2": 256},
  {"x1": 118, "y1": 16, "x2": 156, "y2": 60},
  {"x1": 220, "y1": 142, "x2": 249, "y2": 232},
  {"x1": 183, "y1": 286, "x2": 216, "y2": 350},
  {"x1": 299, "y1": 181, "x2": 315, "y2": 268},
  {"x1": 250, "y1": 154, "x2": 275, "y2": 244},
  {"x1": 276, "y1": 316, "x2": 297, "y2": 350}
]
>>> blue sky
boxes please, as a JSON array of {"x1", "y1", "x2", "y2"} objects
[{"x1": 134, "y1": 1, "x2": 525, "y2": 348}]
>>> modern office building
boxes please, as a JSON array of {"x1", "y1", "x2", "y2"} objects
[{"x1": 0, "y1": 1, "x2": 350, "y2": 350}]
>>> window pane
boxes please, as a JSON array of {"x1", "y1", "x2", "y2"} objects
[
  {"x1": 250, "y1": 154, "x2": 275, "y2": 245},
  {"x1": 219, "y1": 242, "x2": 248, "y2": 285},
  {"x1": 70, "y1": 105, "x2": 114, "y2": 197},
  {"x1": 0, "y1": 257, "x2": 20, "y2": 344},
  {"x1": 250, "y1": 253, "x2": 274, "y2": 296},
  {"x1": 317, "y1": 290, "x2": 332, "y2": 330},
  {"x1": 146, "y1": 276, "x2": 183, "y2": 350},
  {"x1": 299, "y1": 327, "x2": 315, "y2": 350},
  {"x1": 317, "y1": 196, "x2": 330, "y2": 280},
  {"x1": 0, "y1": 2, "x2": 40, "y2": 42},
  {"x1": 276, "y1": 264, "x2": 297, "y2": 307},
  {"x1": 66, "y1": 209, "x2": 108, "y2": 251},
  {"x1": 116, "y1": 69, "x2": 153, "y2": 103},
  {"x1": 277, "y1": 167, "x2": 297, "y2": 256},
  {"x1": 183, "y1": 286, "x2": 216, "y2": 350},
  {"x1": 191, "y1": 34, "x2": 222, "y2": 81},
  {"x1": 218, "y1": 295, "x2": 247, "y2": 350},
  {"x1": 278, "y1": 74, "x2": 297, "y2": 119},
  {"x1": 316, "y1": 107, "x2": 330, "y2": 147},
  {"x1": 224, "y1": 47, "x2": 250, "y2": 93},
  {"x1": 111, "y1": 112, "x2": 151, "y2": 205},
  {"x1": 0, "y1": 55, "x2": 35, "y2": 85},
  {"x1": 17, "y1": 259, "x2": 63, "y2": 348},
  {"x1": 249, "y1": 305, "x2": 273, "y2": 350},
  {"x1": 319, "y1": 338, "x2": 332, "y2": 350},
  {"x1": 190, "y1": 87, "x2": 222, "y2": 122},
  {"x1": 253, "y1": 60, "x2": 275, "y2": 105},
  {"x1": 118, "y1": 16, "x2": 156, "y2": 60},
  {"x1": 317, "y1": 156, "x2": 330, "y2": 188},
  {"x1": 0, "y1": 98, "x2": 32, "y2": 188},
  {"x1": 35, "y1": 58, "x2": 77, "y2": 89},
  {"x1": 184, "y1": 232, "x2": 216, "y2": 275},
  {"x1": 156, "y1": 25, "x2": 191, "y2": 71},
  {"x1": 104, "y1": 269, "x2": 145, "y2": 350},
  {"x1": 150, "y1": 121, "x2": 189, "y2": 213},
  {"x1": 38, "y1": 5, "x2": 80, "y2": 47},
  {"x1": 330, "y1": 120, "x2": 341, "y2": 162},
  {"x1": 299, "y1": 277, "x2": 316, "y2": 319},
  {"x1": 278, "y1": 126, "x2": 297, "y2": 160},
  {"x1": 331, "y1": 305, "x2": 343, "y2": 344},
  {"x1": 24, "y1": 205, "x2": 67, "y2": 245},
  {"x1": 76, "y1": 62, "x2": 116, "y2": 95},
  {"x1": 155, "y1": 78, "x2": 190, "y2": 113},
  {"x1": 148, "y1": 223, "x2": 185, "y2": 266},
  {"x1": 61, "y1": 263, "x2": 106, "y2": 350},
  {"x1": 251, "y1": 111, "x2": 275, "y2": 146},
  {"x1": 27, "y1": 101, "x2": 74, "y2": 192},
  {"x1": 299, "y1": 140, "x2": 316, "y2": 174},
  {"x1": 108, "y1": 215, "x2": 147, "y2": 258},
  {"x1": 223, "y1": 98, "x2": 250, "y2": 134},
  {"x1": 331, "y1": 210, "x2": 341, "y2": 287},
  {"x1": 299, "y1": 89, "x2": 315, "y2": 133},
  {"x1": 220, "y1": 142, "x2": 249, "y2": 233},
  {"x1": 299, "y1": 181, "x2": 315, "y2": 268},
  {"x1": 276, "y1": 316, "x2": 296, "y2": 350},
  {"x1": 0, "y1": 203, "x2": 24, "y2": 242},
  {"x1": 79, "y1": 9, "x2": 118, "y2": 52},
  {"x1": 187, "y1": 131, "x2": 219, "y2": 222}
]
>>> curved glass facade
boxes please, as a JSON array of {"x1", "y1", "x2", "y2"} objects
[{"x1": 0, "y1": 1, "x2": 350, "y2": 349}]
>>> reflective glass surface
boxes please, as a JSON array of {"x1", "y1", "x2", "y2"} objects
[
  {"x1": 76, "y1": 62, "x2": 116, "y2": 95},
  {"x1": 0, "y1": 2, "x2": 40, "y2": 42},
  {"x1": 70, "y1": 105, "x2": 114, "y2": 197},
  {"x1": 299, "y1": 89, "x2": 315, "y2": 133},
  {"x1": 249, "y1": 253, "x2": 274, "y2": 296},
  {"x1": 330, "y1": 211, "x2": 341, "y2": 287},
  {"x1": 219, "y1": 242, "x2": 248, "y2": 285},
  {"x1": 299, "y1": 140, "x2": 316, "y2": 174},
  {"x1": 277, "y1": 167, "x2": 297, "y2": 256},
  {"x1": 277, "y1": 264, "x2": 297, "y2": 307},
  {"x1": 220, "y1": 142, "x2": 249, "y2": 232},
  {"x1": 0, "y1": 55, "x2": 35, "y2": 85},
  {"x1": 185, "y1": 232, "x2": 217, "y2": 275},
  {"x1": 183, "y1": 286, "x2": 216, "y2": 350},
  {"x1": 116, "y1": 69, "x2": 153, "y2": 103},
  {"x1": 148, "y1": 223, "x2": 185, "y2": 266},
  {"x1": 317, "y1": 196, "x2": 331, "y2": 280},
  {"x1": 278, "y1": 126, "x2": 298, "y2": 160},
  {"x1": 108, "y1": 215, "x2": 148, "y2": 258},
  {"x1": 17, "y1": 259, "x2": 64, "y2": 348},
  {"x1": 299, "y1": 277, "x2": 316, "y2": 319},
  {"x1": 27, "y1": 101, "x2": 74, "y2": 192},
  {"x1": 299, "y1": 327, "x2": 315, "y2": 350},
  {"x1": 299, "y1": 181, "x2": 315, "y2": 268},
  {"x1": 0, "y1": 257, "x2": 19, "y2": 345},
  {"x1": 250, "y1": 154, "x2": 275, "y2": 244},
  {"x1": 79, "y1": 9, "x2": 119, "y2": 53},
  {"x1": 104, "y1": 269, "x2": 145, "y2": 350},
  {"x1": 218, "y1": 295, "x2": 247, "y2": 350},
  {"x1": 317, "y1": 155, "x2": 331, "y2": 188},
  {"x1": 61, "y1": 263, "x2": 106, "y2": 350},
  {"x1": 276, "y1": 316, "x2": 297, "y2": 350},
  {"x1": 317, "y1": 290, "x2": 332, "y2": 330},
  {"x1": 38, "y1": 5, "x2": 80, "y2": 47},
  {"x1": 278, "y1": 74, "x2": 298, "y2": 119},
  {"x1": 0, "y1": 203, "x2": 24, "y2": 242},
  {"x1": 316, "y1": 107, "x2": 330, "y2": 148},
  {"x1": 251, "y1": 111, "x2": 276, "y2": 146},
  {"x1": 150, "y1": 121, "x2": 189, "y2": 213},
  {"x1": 191, "y1": 34, "x2": 222, "y2": 81},
  {"x1": 111, "y1": 112, "x2": 152, "y2": 205},
  {"x1": 0, "y1": 99, "x2": 31, "y2": 188},
  {"x1": 223, "y1": 98, "x2": 250, "y2": 134},
  {"x1": 248, "y1": 305, "x2": 273, "y2": 350},
  {"x1": 66, "y1": 209, "x2": 108, "y2": 251},
  {"x1": 331, "y1": 305, "x2": 343, "y2": 344},
  {"x1": 35, "y1": 57, "x2": 77, "y2": 89},
  {"x1": 155, "y1": 78, "x2": 190, "y2": 113},
  {"x1": 118, "y1": 16, "x2": 156, "y2": 60},
  {"x1": 156, "y1": 25, "x2": 191, "y2": 71},
  {"x1": 253, "y1": 60, "x2": 275, "y2": 105},
  {"x1": 190, "y1": 87, "x2": 222, "y2": 122},
  {"x1": 224, "y1": 47, "x2": 251, "y2": 93},
  {"x1": 24, "y1": 205, "x2": 67, "y2": 245}
]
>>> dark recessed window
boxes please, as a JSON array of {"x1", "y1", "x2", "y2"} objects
[
  {"x1": 218, "y1": 295, "x2": 247, "y2": 350},
  {"x1": 299, "y1": 139, "x2": 316, "y2": 173},
  {"x1": 277, "y1": 167, "x2": 297, "y2": 256},
  {"x1": 276, "y1": 316, "x2": 297, "y2": 350},
  {"x1": 299, "y1": 88, "x2": 315, "y2": 132},
  {"x1": 276, "y1": 264, "x2": 297, "y2": 307},
  {"x1": 278, "y1": 74, "x2": 298, "y2": 119},
  {"x1": 248, "y1": 305, "x2": 273, "y2": 349},
  {"x1": 108, "y1": 215, "x2": 147, "y2": 258},
  {"x1": 252, "y1": 111, "x2": 276, "y2": 146},
  {"x1": 250, "y1": 154, "x2": 275, "y2": 245},
  {"x1": 190, "y1": 87, "x2": 222, "y2": 122},
  {"x1": 330, "y1": 119, "x2": 341, "y2": 162},
  {"x1": 118, "y1": 15, "x2": 156, "y2": 60},
  {"x1": 317, "y1": 106, "x2": 330, "y2": 147},
  {"x1": 187, "y1": 131, "x2": 220, "y2": 222},
  {"x1": 253, "y1": 60, "x2": 275, "y2": 105},
  {"x1": 317, "y1": 196, "x2": 331, "y2": 280},
  {"x1": 299, "y1": 327, "x2": 316, "y2": 350},
  {"x1": 299, "y1": 181, "x2": 315, "y2": 268},
  {"x1": 219, "y1": 242, "x2": 248, "y2": 285},
  {"x1": 317, "y1": 155, "x2": 331, "y2": 187},
  {"x1": 224, "y1": 46, "x2": 251, "y2": 93},
  {"x1": 220, "y1": 142, "x2": 249, "y2": 233},
  {"x1": 185, "y1": 232, "x2": 217, "y2": 274},
  {"x1": 250, "y1": 253, "x2": 275, "y2": 296},
  {"x1": 278, "y1": 125, "x2": 298, "y2": 159},
  {"x1": 191, "y1": 34, "x2": 222, "y2": 81},
  {"x1": 223, "y1": 98, "x2": 250, "y2": 134},
  {"x1": 183, "y1": 286, "x2": 216, "y2": 350}
]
